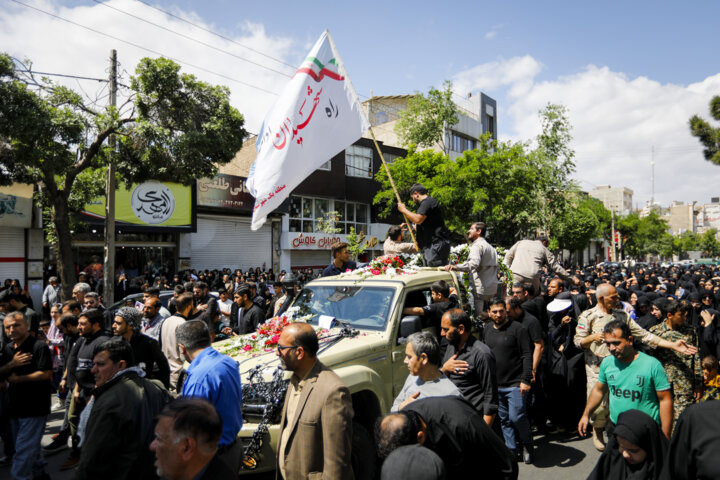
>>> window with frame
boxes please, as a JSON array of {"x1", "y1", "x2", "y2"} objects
[
  {"x1": 288, "y1": 197, "x2": 370, "y2": 235},
  {"x1": 334, "y1": 200, "x2": 369, "y2": 234},
  {"x1": 450, "y1": 132, "x2": 477, "y2": 153},
  {"x1": 289, "y1": 196, "x2": 328, "y2": 233},
  {"x1": 345, "y1": 145, "x2": 373, "y2": 178}
]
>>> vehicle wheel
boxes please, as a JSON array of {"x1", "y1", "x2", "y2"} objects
[{"x1": 352, "y1": 421, "x2": 378, "y2": 480}]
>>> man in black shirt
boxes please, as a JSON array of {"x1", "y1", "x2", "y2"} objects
[
  {"x1": 0, "y1": 311, "x2": 52, "y2": 480},
  {"x1": 397, "y1": 183, "x2": 450, "y2": 267},
  {"x1": 193, "y1": 282, "x2": 219, "y2": 339},
  {"x1": 376, "y1": 396, "x2": 517, "y2": 479},
  {"x1": 112, "y1": 307, "x2": 170, "y2": 388},
  {"x1": 402, "y1": 280, "x2": 458, "y2": 330},
  {"x1": 511, "y1": 283, "x2": 549, "y2": 333},
  {"x1": 62, "y1": 308, "x2": 111, "y2": 469},
  {"x1": 483, "y1": 298, "x2": 534, "y2": 464},
  {"x1": 439, "y1": 309, "x2": 498, "y2": 426},
  {"x1": 321, "y1": 242, "x2": 357, "y2": 277},
  {"x1": 43, "y1": 313, "x2": 80, "y2": 455},
  {"x1": 223, "y1": 285, "x2": 264, "y2": 335},
  {"x1": 506, "y1": 296, "x2": 547, "y2": 431}
]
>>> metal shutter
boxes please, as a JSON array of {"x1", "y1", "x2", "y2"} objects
[
  {"x1": 289, "y1": 250, "x2": 331, "y2": 270},
  {"x1": 0, "y1": 227, "x2": 25, "y2": 284},
  {"x1": 191, "y1": 215, "x2": 272, "y2": 271}
]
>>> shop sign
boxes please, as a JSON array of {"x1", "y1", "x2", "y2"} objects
[
  {"x1": 197, "y1": 174, "x2": 255, "y2": 211},
  {"x1": 82, "y1": 181, "x2": 195, "y2": 232},
  {"x1": 285, "y1": 232, "x2": 379, "y2": 250},
  {"x1": 0, "y1": 183, "x2": 33, "y2": 228}
]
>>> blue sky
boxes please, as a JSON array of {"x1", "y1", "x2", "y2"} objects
[{"x1": 2, "y1": 0, "x2": 719, "y2": 207}]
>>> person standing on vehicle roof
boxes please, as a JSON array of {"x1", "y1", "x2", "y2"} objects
[{"x1": 397, "y1": 183, "x2": 451, "y2": 267}]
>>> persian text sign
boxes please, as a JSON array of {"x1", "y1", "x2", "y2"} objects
[
  {"x1": 83, "y1": 181, "x2": 192, "y2": 229},
  {"x1": 283, "y1": 232, "x2": 379, "y2": 250},
  {"x1": 246, "y1": 30, "x2": 369, "y2": 231},
  {"x1": 197, "y1": 174, "x2": 254, "y2": 211}
]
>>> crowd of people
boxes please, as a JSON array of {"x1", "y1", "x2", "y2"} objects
[{"x1": 0, "y1": 181, "x2": 719, "y2": 479}]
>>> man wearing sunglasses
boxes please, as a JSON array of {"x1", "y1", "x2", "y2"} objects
[{"x1": 275, "y1": 322, "x2": 353, "y2": 480}]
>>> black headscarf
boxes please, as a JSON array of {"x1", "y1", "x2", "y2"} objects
[{"x1": 588, "y1": 409, "x2": 668, "y2": 480}]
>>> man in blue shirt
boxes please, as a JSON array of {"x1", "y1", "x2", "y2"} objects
[
  {"x1": 177, "y1": 320, "x2": 243, "y2": 473},
  {"x1": 321, "y1": 242, "x2": 357, "y2": 277}
]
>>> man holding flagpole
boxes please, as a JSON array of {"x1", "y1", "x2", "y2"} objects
[{"x1": 398, "y1": 184, "x2": 451, "y2": 267}]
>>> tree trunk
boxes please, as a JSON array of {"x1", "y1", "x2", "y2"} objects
[{"x1": 52, "y1": 195, "x2": 76, "y2": 302}]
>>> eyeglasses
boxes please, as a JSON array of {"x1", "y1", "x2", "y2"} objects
[{"x1": 276, "y1": 344, "x2": 298, "y2": 352}]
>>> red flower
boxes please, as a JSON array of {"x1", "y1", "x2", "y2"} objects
[
  {"x1": 371, "y1": 269, "x2": 381, "y2": 275},
  {"x1": 271, "y1": 334, "x2": 280, "y2": 344},
  {"x1": 243, "y1": 344, "x2": 253, "y2": 351}
]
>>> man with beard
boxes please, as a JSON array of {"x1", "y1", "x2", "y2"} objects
[
  {"x1": 74, "y1": 339, "x2": 170, "y2": 480},
  {"x1": 275, "y1": 322, "x2": 353, "y2": 480},
  {"x1": 444, "y1": 222, "x2": 499, "y2": 313},
  {"x1": 112, "y1": 307, "x2": 170, "y2": 388},
  {"x1": 177, "y1": 320, "x2": 243, "y2": 472},
  {"x1": 439, "y1": 309, "x2": 498, "y2": 426},
  {"x1": 61, "y1": 308, "x2": 111, "y2": 470},
  {"x1": 483, "y1": 299, "x2": 534, "y2": 464},
  {"x1": 578, "y1": 320, "x2": 672, "y2": 439}
]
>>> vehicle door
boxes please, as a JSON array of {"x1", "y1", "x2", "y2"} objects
[{"x1": 390, "y1": 286, "x2": 433, "y2": 398}]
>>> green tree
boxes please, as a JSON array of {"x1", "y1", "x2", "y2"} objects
[
  {"x1": 689, "y1": 95, "x2": 720, "y2": 165},
  {"x1": 0, "y1": 54, "x2": 247, "y2": 299},
  {"x1": 673, "y1": 231, "x2": 700, "y2": 256},
  {"x1": 374, "y1": 135, "x2": 542, "y2": 246},
  {"x1": 394, "y1": 80, "x2": 459, "y2": 155},
  {"x1": 700, "y1": 229, "x2": 720, "y2": 257},
  {"x1": 550, "y1": 194, "x2": 602, "y2": 253},
  {"x1": 534, "y1": 103, "x2": 577, "y2": 233},
  {"x1": 617, "y1": 212, "x2": 672, "y2": 259}
]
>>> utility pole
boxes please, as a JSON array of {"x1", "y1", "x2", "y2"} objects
[
  {"x1": 651, "y1": 145, "x2": 655, "y2": 206},
  {"x1": 610, "y1": 210, "x2": 616, "y2": 262},
  {"x1": 102, "y1": 49, "x2": 117, "y2": 308}
]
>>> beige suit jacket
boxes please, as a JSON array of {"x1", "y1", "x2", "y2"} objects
[{"x1": 276, "y1": 360, "x2": 354, "y2": 480}]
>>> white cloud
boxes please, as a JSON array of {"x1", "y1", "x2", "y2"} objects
[
  {"x1": 453, "y1": 57, "x2": 720, "y2": 207},
  {"x1": 0, "y1": 0, "x2": 297, "y2": 133},
  {"x1": 483, "y1": 23, "x2": 504, "y2": 40}
]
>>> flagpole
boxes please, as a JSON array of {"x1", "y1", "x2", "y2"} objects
[
  {"x1": 367, "y1": 123, "x2": 419, "y2": 251},
  {"x1": 326, "y1": 31, "x2": 419, "y2": 252}
]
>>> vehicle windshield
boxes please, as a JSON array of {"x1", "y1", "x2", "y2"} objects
[{"x1": 292, "y1": 285, "x2": 396, "y2": 331}]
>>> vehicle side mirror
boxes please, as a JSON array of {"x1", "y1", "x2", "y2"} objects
[{"x1": 399, "y1": 316, "x2": 422, "y2": 341}]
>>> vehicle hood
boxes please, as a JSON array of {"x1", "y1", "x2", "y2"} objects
[{"x1": 219, "y1": 328, "x2": 387, "y2": 383}]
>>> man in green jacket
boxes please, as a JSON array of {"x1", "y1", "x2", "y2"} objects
[{"x1": 74, "y1": 338, "x2": 171, "y2": 480}]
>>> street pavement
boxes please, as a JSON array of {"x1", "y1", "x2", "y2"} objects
[{"x1": 2, "y1": 401, "x2": 602, "y2": 479}]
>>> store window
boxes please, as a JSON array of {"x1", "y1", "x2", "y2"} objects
[
  {"x1": 345, "y1": 145, "x2": 373, "y2": 178},
  {"x1": 289, "y1": 196, "x2": 370, "y2": 234}
]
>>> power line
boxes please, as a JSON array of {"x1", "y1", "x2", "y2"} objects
[
  {"x1": 17, "y1": 69, "x2": 106, "y2": 83},
  {"x1": 10, "y1": 0, "x2": 280, "y2": 97},
  {"x1": 133, "y1": 0, "x2": 297, "y2": 71},
  {"x1": 91, "y1": 0, "x2": 293, "y2": 79}
]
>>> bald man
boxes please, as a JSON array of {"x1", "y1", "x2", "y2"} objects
[
  {"x1": 275, "y1": 323, "x2": 354, "y2": 480},
  {"x1": 573, "y1": 283, "x2": 697, "y2": 451}
]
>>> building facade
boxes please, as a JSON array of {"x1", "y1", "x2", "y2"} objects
[{"x1": 589, "y1": 185, "x2": 634, "y2": 214}]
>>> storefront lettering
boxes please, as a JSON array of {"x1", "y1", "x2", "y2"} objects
[{"x1": 291, "y1": 234, "x2": 342, "y2": 249}]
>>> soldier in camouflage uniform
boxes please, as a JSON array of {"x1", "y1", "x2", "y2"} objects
[
  {"x1": 574, "y1": 284, "x2": 697, "y2": 451},
  {"x1": 650, "y1": 299, "x2": 703, "y2": 430}
]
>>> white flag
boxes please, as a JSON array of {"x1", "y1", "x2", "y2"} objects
[{"x1": 246, "y1": 30, "x2": 370, "y2": 230}]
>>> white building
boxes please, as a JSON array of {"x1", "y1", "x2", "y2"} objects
[{"x1": 589, "y1": 185, "x2": 634, "y2": 214}]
